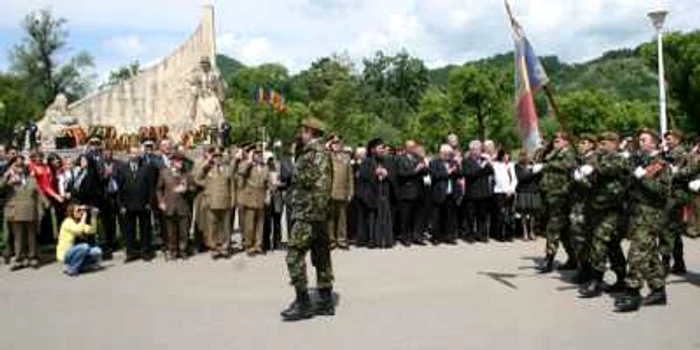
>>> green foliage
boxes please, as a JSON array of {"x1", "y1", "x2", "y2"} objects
[
  {"x1": 104, "y1": 61, "x2": 139, "y2": 87},
  {"x1": 0, "y1": 74, "x2": 42, "y2": 142},
  {"x1": 216, "y1": 54, "x2": 245, "y2": 80},
  {"x1": 8, "y1": 8, "x2": 94, "y2": 107}
]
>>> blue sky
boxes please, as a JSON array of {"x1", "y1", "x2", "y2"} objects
[{"x1": 0, "y1": 0, "x2": 697, "y2": 84}]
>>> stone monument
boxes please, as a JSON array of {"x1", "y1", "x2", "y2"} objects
[{"x1": 37, "y1": 4, "x2": 224, "y2": 143}]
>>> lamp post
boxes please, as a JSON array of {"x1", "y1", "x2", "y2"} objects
[{"x1": 648, "y1": 8, "x2": 669, "y2": 141}]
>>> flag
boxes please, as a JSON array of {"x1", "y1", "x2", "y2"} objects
[
  {"x1": 506, "y1": 0, "x2": 549, "y2": 154},
  {"x1": 254, "y1": 86, "x2": 266, "y2": 105},
  {"x1": 266, "y1": 87, "x2": 288, "y2": 113}
]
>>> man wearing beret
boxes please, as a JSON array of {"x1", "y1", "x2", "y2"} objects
[{"x1": 281, "y1": 117, "x2": 335, "y2": 321}]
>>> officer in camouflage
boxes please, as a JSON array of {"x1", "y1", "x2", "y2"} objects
[
  {"x1": 661, "y1": 130, "x2": 689, "y2": 275},
  {"x1": 281, "y1": 117, "x2": 335, "y2": 322},
  {"x1": 568, "y1": 134, "x2": 597, "y2": 284},
  {"x1": 578, "y1": 132, "x2": 629, "y2": 298},
  {"x1": 536, "y1": 132, "x2": 578, "y2": 273},
  {"x1": 615, "y1": 129, "x2": 670, "y2": 313}
]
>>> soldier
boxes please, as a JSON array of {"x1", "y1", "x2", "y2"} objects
[
  {"x1": 536, "y1": 132, "x2": 578, "y2": 273},
  {"x1": 238, "y1": 146, "x2": 269, "y2": 256},
  {"x1": 280, "y1": 117, "x2": 334, "y2": 322},
  {"x1": 568, "y1": 134, "x2": 597, "y2": 284},
  {"x1": 195, "y1": 147, "x2": 235, "y2": 259},
  {"x1": 1, "y1": 156, "x2": 45, "y2": 270},
  {"x1": 157, "y1": 152, "x2": 195, "y2": 260},
  {"x1": 578, "y1": 132, "x2": 629, "y2": 298},
  {"x1": 661, "y1": 130, "x2": 689, "y2": 274},
  {"x1": 615, "y1": 129, "x2": 670, "y2": 313},
  {"x1": 327, "y1": 136, "x2": 354, "y2": 249}
]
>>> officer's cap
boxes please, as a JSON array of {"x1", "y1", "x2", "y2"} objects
[{"x1": 301, "y1": 117, "x2": 325, "y2": 133}]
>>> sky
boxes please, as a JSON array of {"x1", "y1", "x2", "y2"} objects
[{"x1": 0, "y1": 0, "x2": 696, "y2": 83}]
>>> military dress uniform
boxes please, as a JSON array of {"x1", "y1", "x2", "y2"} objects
[
  {"x1": 156, "y1": 154, "x2": 195, "y2": 259},
  {"x1": 539, "y1": 145, "x2": 578, "y2": 272},
  {"x1": 328, "y1": 150, "x2": 354, "y2": 249},
  {"x1": 281, "y1": 118, "x2": 334, "y2": 322},
  {"x1": 195, "y1": 151, "x2": 236, "y2": 259},
  {"x1": 237, "y1": 156, "x2": 269, "y2": 255},
  {"x1": 1, "y1": 169, "x2": 45, "y2": 270}
]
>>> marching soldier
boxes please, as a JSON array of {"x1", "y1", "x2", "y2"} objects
[
  {"x1": 661, "y1": 130, "x2": 689, "y2": 274},
  {"x1": 157, "y1": 152, "x2": 195, "y2": 260},
  {"x1": 568, "y1": 134, "x2": 597, "y2": 284},
  {"x1": 536, "y1": 132, "x2": 578, "y2": 273},
  {"x1": 578, "y1": 132, "x2": 629, "y2": 298},
  {"x1": 238, "y1": 146, "x2": 269, "y2": 256},
  {"x1": 195, "y1": 147, "x2": 235, "y2": 259},
  {"x1": 615, "y1": 129, "x2": 670, "y2": 313},
  {"x1": 281, "y1": 117, "x2": 334, "y2": 322}
]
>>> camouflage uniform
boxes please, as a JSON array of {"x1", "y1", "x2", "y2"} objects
[
  {"x1": 661, "y1": 145, "x2": 691, "y2": 266},
  {"x1": 541, "y1": 147, "x2": 577, "y2": 259},
  {"x1": 586, "y1": 149, "x2": 629, "y2": 279},
  {"x1": 569, "y1": 150, "x2": 597, "y2": 267},
  {"x1": 625, "y1": 151, "x2": 671, "y2": 291},
  {"x1": 286, "y1": 138, "x2": 334, "y2": 290}
]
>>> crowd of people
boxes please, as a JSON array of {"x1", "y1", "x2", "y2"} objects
[{"x1": 0, "y1": 125, "x2": 698, "y2": 314}]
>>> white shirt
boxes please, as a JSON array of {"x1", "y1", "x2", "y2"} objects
[
  {"x1": 57, "y1": 170, "x2": 74, "y2": 197},
  {"x1": 492, "y1": 161, "x2": 518, "y2": 194}
]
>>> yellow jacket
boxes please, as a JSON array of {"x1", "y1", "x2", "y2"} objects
[{"x1": 56, "y1": 216, "x2": 97, "y2": 262}]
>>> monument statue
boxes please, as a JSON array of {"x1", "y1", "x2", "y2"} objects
[
  {"x1": 188, "y1": 56, "x2": 226, "y2": 127},
  {"x1": 36, "y1": 4, "x2": 222, "y2": 143}
]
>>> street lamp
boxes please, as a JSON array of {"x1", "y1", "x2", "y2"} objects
[{"x1": 648, "y1": 8, "x2": 669, "y2": 141}]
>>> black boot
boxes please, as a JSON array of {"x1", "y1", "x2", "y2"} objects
[
  {"x1": 643, "y1": 287, "x2": 668, "y2": 307},
  {"x1": 615, "y1": 289, "x2": 642, "y2": 313},
  {"x1": 557, "y1": 259, "x2": 578, "y2": 271},
  {"x1": 578, "y1": 271, "x2": 604, "y2": 299},
  {"x1": 572, "y1": 265, "x2": 592, "y2": 285},
  {"x1": 537, "y1": 255, "x2": 554, "y2": 274},
  {"x1": 314, "y1": 287, "x2": 336, "y2": 316},
  {"x1": 662, "y1": 255, "x2": 671, "y2": 276},
  {"x1": 281, "y1": 288, "x2": 313, "y2": 322},
  {"x1": 670, "y1": 260, "x2": 687, "y2": 275}
]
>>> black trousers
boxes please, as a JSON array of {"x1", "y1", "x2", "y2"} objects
[
  {"x1": 99, "y1": 198, "x2": 119, "y2": 252},
  {"x1": 398, "y1": 199, "x2": 423, "y2": 242},
  {"x1": 263, "y1": 208, "x2": 282, "y2": 251},
  {"x1": 467, "y1": 197, "x2": 497, "y2": 240},
  {"x1": 121, "y1": 210, "x2": 153, "y2": 255},
  {"x1": 432, "y1": 197, "x2": 457, "y2": 242},
  {"x1": 494, "y1": 194, "x2": 516, "y2": 241}
]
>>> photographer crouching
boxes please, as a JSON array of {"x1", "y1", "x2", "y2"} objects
[{"x1": 56, "y1": 204, "x2": 102, "y2": 276}]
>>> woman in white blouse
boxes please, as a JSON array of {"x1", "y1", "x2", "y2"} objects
[{"x1": 492, "y1": 149, "x2": 518, "y2": 241}]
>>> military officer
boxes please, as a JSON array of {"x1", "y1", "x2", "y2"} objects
[
  {"x1": 237, "y1": 146, "x2": 269, "y2": 256},
  {"x1": 281, "y1": 117, "x2": 334, "y2": 322},
  {"x1": 157, "y1": 152, "x2": 195, "y2": 260},
  {"x1": 327, "y1": 136, "x2": 354, "y2": 249},
  {"x1": 615, "y1": 129, "x2": 670, "y2": 313},
  {"x1": 195, "y1": 147, "x2": 235, "y2": 259},
  {"x1": 536, "y1": 132, "x2": 578, "y2": 273},
  {"x1": 578, "y1": 132, "x2": 630, "y2": 298},
  {"x1": 661, "y1": 130, "x2": 689, "y2": 274}
]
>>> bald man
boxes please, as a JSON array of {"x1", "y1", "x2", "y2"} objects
[{"x1": 396, "y1": 140, "x2": 429, "y2": 245}]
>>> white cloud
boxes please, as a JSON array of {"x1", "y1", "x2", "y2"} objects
[{"x1": 102, "y1": 35, "x2": 145, "y2": 59}]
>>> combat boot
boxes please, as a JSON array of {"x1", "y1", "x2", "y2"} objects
[
  {"x1": 281, "y1": 288, "x2": 313, "y2": 322},
  {"x1": 578, "y1": 271, "x2": 604, "y2": 298},
  {"x1": 537, "y1": 255, "x2": 554, "y2": 274},
  {"x1": 661, "y1": 256, "x2": 671, "y2": 276},
  {"x1": 642, "y1": 287, "x2": 667, "y2": 307},
  {"x1": 314, "y1": 287, "x2": 336, "y2": 316},
  {"x1": 614, "y1": 289, "x2": 642, "y2": 313},
  {"x1": 670, "y1": 260, "x2": 687, "y2": 275},
  {"x1": 572, "y1": 265, "x2": 592, "y2": 285}
]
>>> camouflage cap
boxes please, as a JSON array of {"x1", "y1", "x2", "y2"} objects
[
  {"x1": 598, "y1": 131, "x2": 619, "y2": 142},
  {"x1": 301, "y1": 117, "x2": 325, "y2": 133},
  {"x1": 579, "y1": 133, "x2": 597, "y2": 143},
  {"x1": 664, "y1": 129, "x2": 683, "y2": 141},
  {"x1": 638, "y1": 128, "x2": 660, "y2": 142}
]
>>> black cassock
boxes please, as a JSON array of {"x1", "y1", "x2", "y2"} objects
[{"x1": 358, "y1": 156, "x2": 394, "y2": 248}]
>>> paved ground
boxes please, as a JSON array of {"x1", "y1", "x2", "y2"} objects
[{"x1": 1, "y1": 239, "x2": 699, "y2": 350}]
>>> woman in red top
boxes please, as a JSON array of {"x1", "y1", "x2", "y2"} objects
[{"x1": 28, "y1": 152, "x2": 64, "y2": 243}]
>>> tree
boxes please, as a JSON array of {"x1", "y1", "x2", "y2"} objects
[
  {"x1": 8, "y1": 8, "x2": 94, "y2": 107},
  {"x1": 0, "y1": 74, "x2": 42, "y2": 142},
  {"x1": 104, "y1": 61, "x2": 139, "y2": 87},
  {"x1": 448, "y1": 65, "x2": 507, "y2": 141}
]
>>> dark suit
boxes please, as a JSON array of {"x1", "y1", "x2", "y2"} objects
[
  {"x1": 429, "y1": 158, "x2": 461, "y2": 242},
  {"x1": 463, "y1": 156, "x2": 495, "y2": 240},
  {"x1": 396, "y1": 153, "x2": 428, "y2": 243},
  {"x1": 117, "y1": 160, "x2": 155, "y2": 257}
]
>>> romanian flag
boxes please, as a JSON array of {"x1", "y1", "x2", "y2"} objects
[
  {"x1": 267, "y1": 87, "x2": 288, "y2": 113},
  {"x1": 254, "y1": 86, "x2": 267, "y2": 105},
  {"x1": 506, "y1": 0, "x2": 548, "y2": 154}
]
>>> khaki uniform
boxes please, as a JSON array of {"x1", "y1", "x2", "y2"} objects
[
  {"x1": 237, "y1": 160, "x2": 269, "y2": 253},
  {"x1": 328, "y1": 152, "x2": 353, "y2": 247},
  {"x1": 1, "y1": 173, "x2": 44, "y2": 263},
  {"x1": 157, "y1": 168, "x2": 194, "y2": 257},
  {"x1": 195, "y1": 162, "x2": 235, "y2": 255}
]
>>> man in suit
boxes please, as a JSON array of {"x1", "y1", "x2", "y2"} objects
[
  {"x1": 117, "y1": 146, "x2": 156, "y2": 262},
  {"x1": 237, "y1": 146, "x2": 269, "y2": 256},
  {"x1": 396, "y1": 140, "x2": 429, "y2": 246},
  {"x1": 195, "y1": 147, "x2": 236, "y2": 259},
  {"x1": 429, "y1": 144, "x2": 460, "y2": 244},
  {"x1": 463, "y1": 140, "x2": 495, "y2": 242},
  {"x1": 157, "y1": 152, "x2": 194, "y2": 260},
  {"x1": 100, "y1": 149, "x2": 122, "y2": 260},
  {"x1": 327, "y1": 137, "x2": 354, "y2": 249}
]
